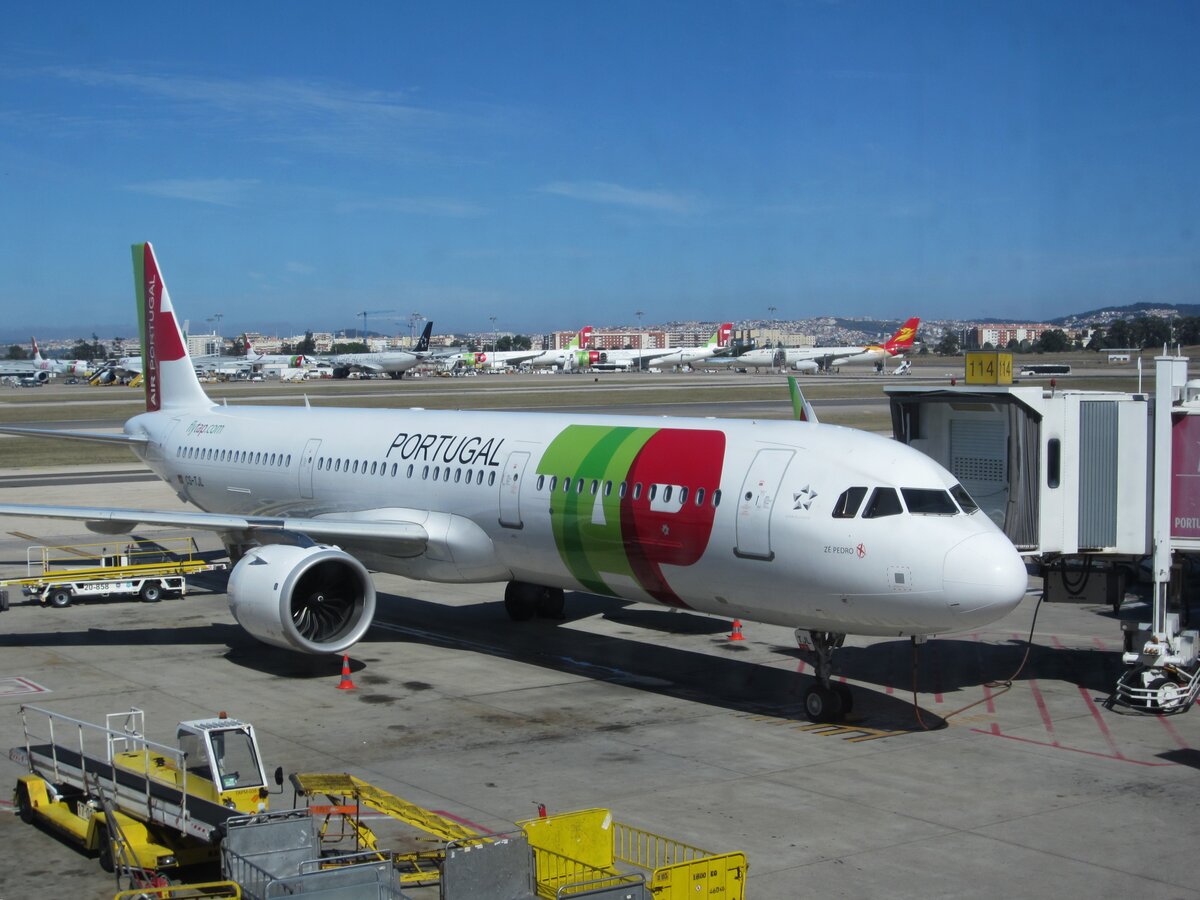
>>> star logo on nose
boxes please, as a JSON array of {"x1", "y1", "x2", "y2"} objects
[{"x1": 793, "y1": 486, "x2": 817, "y2": 510}]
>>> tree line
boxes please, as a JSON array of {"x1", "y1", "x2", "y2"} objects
[{"x1": 933, "y1": 316, "x2": 1200, "y2": 356}]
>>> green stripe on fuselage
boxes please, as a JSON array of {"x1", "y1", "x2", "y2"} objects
[{"x1": 539, "y1": 424, "x2": 656, "y2": 595}]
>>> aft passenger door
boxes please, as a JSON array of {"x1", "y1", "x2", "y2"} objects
[{"x1": 734, "y1": 449, "x2": 794, "y2": 560}]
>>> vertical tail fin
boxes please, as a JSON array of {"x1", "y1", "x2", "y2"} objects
[
  {"x1": 710, "y1": 322, "x2": 733, "y2": 349},
  {"x1": 132, "y1": 243, "x2": 210, "y2": 412},
  {"x1": 568, "y1": 326, "x2": 593, "y2": 351},
  {"x1": 31, "y1": 337, "x2": 43, "y2": 363},
  {"x1": 414, "y1": 321, "x2": 433, "y2": 353},
  {"x1": 884, "y1": 317, "x2": 920, "y2": 355}
]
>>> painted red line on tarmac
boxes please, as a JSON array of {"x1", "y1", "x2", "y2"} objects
[
  {"x1": 885, "y1": 685, "x2": 894, "y2": 695},
  {"x1": 1028, "y1": 679, "x2": 1059, "y2": 746},
  {"x1": 1158, "y1": 714, "x2": 1190, "y2": 749},
  {"x1": 433, "y1": 810, "x2": 494, "y2": 834},
  {"x1": 971, "y1": 729, "x2": 1173, "y2": 767},
  {"x1": 988, "y1": 723, "x2": 1001, "y2": 735},
  {"x1": 1077, "y1": 685, "x2": 1124, "y2": 759},
  {"x1": 983, "y1": 682, "x2": 996, "y2": 715}
]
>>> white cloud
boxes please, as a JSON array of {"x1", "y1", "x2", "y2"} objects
[
  {"x1": 539, "y1": 180, "x2": 703, "y2": 214},
  {"x1": 124, "y1": 178, "x2": 258, "y2": 206}
]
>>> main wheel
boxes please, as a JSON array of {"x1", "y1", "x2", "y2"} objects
[
  {"x1": 139, "y1": 582, "x2": 162, "y2": 603},
  {"x1": 503, "y1": 583, "x2": 536, "y2": 621},
  {"x1": 536, "y1": 587, "x2": 565, "y2": 620},
  {"x1": 832, "y1": 682, "x2": 854, "y2": 715},
  {"x1": 49, "y1": 589, "x2": 72, "y2": 608},
  {"x1": 804, "y1": 685, "x2": 845, "y2": 723}
]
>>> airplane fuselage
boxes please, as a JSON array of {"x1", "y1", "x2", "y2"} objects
[{"x1": 127, "y1": 404, "x2": 1025, "y2": 637}]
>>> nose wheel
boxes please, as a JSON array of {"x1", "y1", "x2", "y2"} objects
[{"x1": 796, "y1": 629, "x2": 849, "y2": 722}]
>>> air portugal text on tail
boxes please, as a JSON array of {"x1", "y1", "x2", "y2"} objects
[
  {"x1": 0, "y1": 245, "x2": 1028, "y2": 723},
  {"x1": 133, "y1": 242, "x2": 208, "y2": 413}
]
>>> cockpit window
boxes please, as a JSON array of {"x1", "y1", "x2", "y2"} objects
[
  {"x1": 832, "y1": 486, "x2": 868, "y2": 519},
  {"x1": 950, "y1": 483, "x2": 980, "y2": 514},
  {"x1": 863, "y1": 487, "x2": 903, "y2": 518},
  {"x1": 902, "y1": 488, "x2": 959, "y2": 516}
]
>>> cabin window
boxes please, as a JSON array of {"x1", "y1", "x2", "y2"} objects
[
  {"x1": 444, "y1": 467, "x2": 451, "y2": 482},
  {"x1": 562, "y1": 478, "x2": 571, "y2": 493},
  {"x1": 662, "y1": 485, "x2": 672, "y2": 502},
  {"x1": 454, "y1": 468, "x2": 462, "y2": 483},
  {"x1": 902, "y1": 488, "x2": 958, "y2": 516},
  {"x1": 488, "y1": 471, "x2": 496, "y2": 486},
  {"x1": 590, "y1": 479, "x2": 599, "y2": 495},
  {"x1": 678, "y1": 486, "x2": 688, "y2": 504},
  {"x1": 370, "y1": 461, "x2": 377, "y2": 475},
  {"x1": 832, "y1": 486, "x2": 867, "y2": 519},
  {"x1": 407, "y1": 464, "x2": 414, "y2": 478},
  {"x1": 633, "y1": 483, "x2": 642, "y2": 500},
  {"x1": 390, "y1": 463, "x2": 397, "y2": 476},
  {"x1": 352, "y1": 460, "x2": 359, "y2": 474},
  {"x1": 423, "y1": 465, "x2": 430, "y2": 479},
  {"x1": 695, "y1": 487, "x2": 705, "y2": 506},
  {"x1": 863, "y1": 487, "x2": 903, "y2": 518},
  {"x1": 361, "y1": 459, "x2": 368, "y2": 473},
  {"x1": 286, "y1": 455, "x2": 291, "y2": 467},
  {"x1": 576, "y1": 478, "x2": 585, "y2": 494},
  {"x1": 619, "y1": 482, "x2": 627, "y2": 498},
  {"x1": 433, "y1": 466, "x2": 440, "y2": 480},
  {"x1": 950, "y1": 483, "x2": 979, "y2": 514},
  {"x1": 334, "y1": 459, "x2": 341, "y2": 472},
  {"x1": 712, "y1": 489, "x2": 722, "y2": 507},
  {"x1": 536, "y1": 474, "x2": 545, "y2": 491},
  {"x1": 648, "y1": 484, "x2": 658, "y2": 501},
  {"x1": 549, "y1": 476, "x2": 558, "y2": 492},
  {"x1": 603, "y1": 481, "x2": 612, "y2": 497},
  {"x1": 477, "y1": 470, "x2": 484, "y2": 485}
]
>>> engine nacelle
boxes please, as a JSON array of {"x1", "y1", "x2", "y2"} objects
[{"x1": 227, "y1": 544, "x2": 375, "y2": 654}]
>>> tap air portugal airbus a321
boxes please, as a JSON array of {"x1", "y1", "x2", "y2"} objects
[{"x1": 0, "y1": 245, "x2": 1027, "y2": 722}]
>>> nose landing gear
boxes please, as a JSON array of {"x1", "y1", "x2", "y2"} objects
[{"x1": 796, "y1": 629, "x2": 850, "y2": 722}]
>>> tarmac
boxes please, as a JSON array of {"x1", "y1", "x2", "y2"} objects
[{"x1": 1, "y1": 370, "x2": 1198, "y2": 899}]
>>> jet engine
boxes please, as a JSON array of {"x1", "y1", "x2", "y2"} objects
[{"x1": 226, "y1": 544, "x2": 376, "y2": 654}]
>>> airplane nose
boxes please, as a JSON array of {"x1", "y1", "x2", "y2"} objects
[{"x1": 943, "y1": 532, "x2": 1028, "y2": 625}]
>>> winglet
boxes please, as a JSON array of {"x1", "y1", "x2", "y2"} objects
[
  {"x1": 132, "y1": 243, "x2": 210, "y2": 412},
  {"x1": 788, "y1": 376, "x2": 818, "y2": 423}
]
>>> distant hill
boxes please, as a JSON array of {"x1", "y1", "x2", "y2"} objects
[{"x1": 1049, "y1": 302, "x2": 1200, "y2": 325}]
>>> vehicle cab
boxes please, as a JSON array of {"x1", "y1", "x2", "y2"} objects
[{"x1": 175, "y1": 712, "x2": 271, "y2": 811}]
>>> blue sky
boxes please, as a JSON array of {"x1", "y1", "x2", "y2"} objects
[{"x1": 2, "y1": 1, "x2": 1197, "y2": 338}]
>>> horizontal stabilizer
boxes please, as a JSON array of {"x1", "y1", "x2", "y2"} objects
[{"x1": 0, "y1": 425, "x2": 149, "y2": 445}]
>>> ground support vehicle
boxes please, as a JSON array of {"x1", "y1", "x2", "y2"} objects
[
  {"x1": 517, "y1": 808, "x2": 747, "y2": 900},
  {"x1": 0, "y1": 537, "x2": 225, "y2": 609},
  {"x1": 11, "y1": 705, "x2": 275, "y2": 889}
]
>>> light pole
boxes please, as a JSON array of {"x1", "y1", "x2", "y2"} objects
[{"x1": 489, "y1": 316, "x2": 497, "y2": 354}]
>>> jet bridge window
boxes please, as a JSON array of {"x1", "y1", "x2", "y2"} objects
[
  {"x1": 832, "y1": 487, "x2": 867, "y2": 518},
  {"x1": 863, "y1": 487, "x2": 903, "y2": 518},
  {"x1": 901, "y1": 488, "x2": 959, "y2": 516}
]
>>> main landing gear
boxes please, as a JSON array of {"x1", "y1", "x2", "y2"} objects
[
  {"x1": 796, "y1": 629, "x2": 852, "y2": 722},
  {"x1": 504, "y1": 581, "x2": 566, "y2": 621}
]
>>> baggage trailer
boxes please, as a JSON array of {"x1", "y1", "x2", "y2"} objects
[
  {"x1": 11, "y1": 705, "x2": 278, "y2": 889},
  {"x1": 0, "y1": 537, "x2": 225, "y2": 609}
]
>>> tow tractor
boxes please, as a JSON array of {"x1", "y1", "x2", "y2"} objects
[
  {"x1": 0, "y1": 537, "x2": 225, "y2": 609},
  {"x1": 11, "y1": 705, "x2": 281, "y2": 888}
]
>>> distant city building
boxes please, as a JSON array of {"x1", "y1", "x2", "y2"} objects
[
  {"x1": 967, "y1": 323, "x2": 1055, "y2": 349},
  {"x1": 186, "y1": 331, "x2": 223, "y2": 357}
]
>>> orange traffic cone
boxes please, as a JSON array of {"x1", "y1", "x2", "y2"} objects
[
  {"x1": 729, "y1": 620, "x2": 745, "y2": 641},
  {"x1": 336, "y1": 654, "x2": 356, "y2": 690}
]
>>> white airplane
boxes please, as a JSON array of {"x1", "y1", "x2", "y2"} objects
[
  {"x1": 31, "y1": 338, "x2": 92, "y2": 377},
  {"x1": 585, "y1": 323, "x2": 734, "y2": 371},
  {"x1": 528, "y1": 327, "x2": 594, "y2": 370},
  {"x1": 739, "y1": 318, "x2": 920, "y2": 373},
  {"x1": 323, "y1": 322, "x2": 433, "y2": 379},
  {"x1": 0, "y1": 246, "x2": 1027, "y2": 722}
]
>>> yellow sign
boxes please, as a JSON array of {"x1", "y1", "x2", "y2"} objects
[{"x1": 965, "y1": 352, "x2": 1013, "y2": 385}]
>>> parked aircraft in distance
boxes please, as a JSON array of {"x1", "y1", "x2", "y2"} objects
[
  {"x1": 0, "y1": 250, "x2": 1024, "y2": 721},
  {"x1": 738, "y1": 318, "x2": 920, "y2": 373},
  {"x1": 323, "y1": 322, "x2": 433, "y2": 379},
  {"x1": 528, "y1": 328, "x2": 594, "y2": 370},
  {"x1": 585, "y1": 323, "x2": 734, "y2": 371},
  {"x1": 31, "y1": 338, "x2": 92, "y2": 377}
]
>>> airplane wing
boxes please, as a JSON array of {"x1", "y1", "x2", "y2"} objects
[
  {"x1": 0, "y1": 361, "x2": 38, "y2": 377},
  {"x1": 0, "y1": 501, "x2": 429, "y2": 550}
]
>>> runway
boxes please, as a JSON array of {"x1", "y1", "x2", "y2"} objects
[{"x1": 0, "y1": 368, "x2": 1196, "y2": 900}]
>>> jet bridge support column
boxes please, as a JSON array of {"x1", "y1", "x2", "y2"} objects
[{"x1": 1114, "y1": 356, "x2": 1200, "y2": 713}]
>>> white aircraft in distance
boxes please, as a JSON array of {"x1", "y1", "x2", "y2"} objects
[
  {"x1": 324, "y1": 321, "x2": 433, "y2": 379},
  {"x1": 738, "y1": 318, "x2": 921, "y2": 373},
  {"x1": 31, "y1": 338, "x2": 92, "y2": 377},
  {"x1": 528, "y1": 327, "x2": 594, "y2": 370},
  {"x1": 0, "y1": 246, "x2": 1026, "y2": 722},
  {"x1": 586, "y1": 323, "x2": 734, "y2": 371}
]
